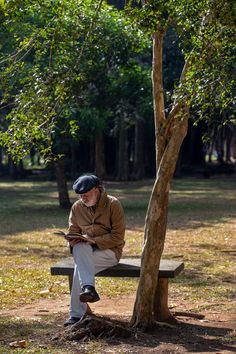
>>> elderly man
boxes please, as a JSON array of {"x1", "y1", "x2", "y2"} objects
[{"x1": 64, "y1": 174, "x2": 125, "y2": 327}]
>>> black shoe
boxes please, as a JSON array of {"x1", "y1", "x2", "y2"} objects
[
  {"x1": 80, "y1": 285, "x2": 100, "y2": 303},
  {"x1": 64, "y1": 317, "x2": 82, "y2": 327}
]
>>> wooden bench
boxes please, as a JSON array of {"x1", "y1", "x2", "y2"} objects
[{"x1": 51, "y1": 257, "x2": 184, "y2": 321}]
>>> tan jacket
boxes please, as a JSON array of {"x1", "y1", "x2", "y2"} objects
[{"x1": 68, "y1": 189, "x2": 125, "y2": 261}]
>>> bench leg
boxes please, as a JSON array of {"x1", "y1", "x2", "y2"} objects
[
  {"x1": 153, "y1": 278, "x2": 172, "y2": 322},
  {"x1": 68, "y1": 275, "x2": 73, "y2": 293}
]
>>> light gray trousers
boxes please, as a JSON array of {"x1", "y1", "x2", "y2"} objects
[{"x1": 70, "y1": 243, "x2": 118, "y2": 319}]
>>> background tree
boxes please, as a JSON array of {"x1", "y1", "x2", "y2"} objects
[{"x1": 0, "y1": 0, "x2": 151, "y2": 199}]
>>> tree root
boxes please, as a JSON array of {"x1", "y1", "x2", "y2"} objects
[
  {"x1": 59, "y1": 312, "x2": 187, "y2": 342},
  {"x1": 62, "y1": 315, "x2": 133, "y2": 341},
  {"x1": 130, "y1": 313, "x2": 179, "y2": 332},
  {"x1": 154, "y1": 320, "x2": 177, "y2": 329},
  {"x1": 172, "y1": 311, "x2": 205, "y2": 319}
]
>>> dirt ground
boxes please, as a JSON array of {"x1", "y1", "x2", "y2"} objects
[{"x1": 1, "y1": 294, "x2": 236, "y2": 353}]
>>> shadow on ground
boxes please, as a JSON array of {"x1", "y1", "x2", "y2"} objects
[{"x1": 0, "y1": 313, "x2": 235, "y2": 353}]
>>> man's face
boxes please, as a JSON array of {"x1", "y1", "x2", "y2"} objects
[{"x1": 79, "y1": 187, "x2": 99, "y2": 207}]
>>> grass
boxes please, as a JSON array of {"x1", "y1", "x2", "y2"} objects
[
  {"x1": 0, "y1": 175, "x2": 236, "y2": 352},
  {"x1": 0, "y1": 177, "x2": 235, "y2": 309}
]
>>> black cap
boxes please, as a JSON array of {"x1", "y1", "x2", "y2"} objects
[{"x1": 73, "y1": 174, "x2": 100, "y2": 194}]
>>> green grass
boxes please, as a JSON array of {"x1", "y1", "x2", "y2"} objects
[
  {"x1": 0, "y1": 176, "x2": 236, "y2": 352},
  {"x1": 0, "y1": 177, "x2": 236, "y2": 310}
]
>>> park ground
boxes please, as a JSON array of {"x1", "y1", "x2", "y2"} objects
[{"x1": 0, "y1": 176, "x2": 235, "y2": 353}]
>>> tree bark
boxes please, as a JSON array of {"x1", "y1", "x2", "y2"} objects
[
  {"x1": 153, "y1": 278, "x2": 171, "y2": 321},
  {"x1": 131, "y1": 114, "x2": 188, "y2": 328},
  {"x1": 54, "y1": 159, "x2": 71, "y2": 208},
  {"x1": 152, "y1": 30, "x2": 166, "y2": 168},
  {"x1": 131, "y1": 28, "x2": 189, "y2": 329}
]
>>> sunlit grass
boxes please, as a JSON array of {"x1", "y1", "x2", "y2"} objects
[
  {"x1": 0, "y1": 230, "x2": 69, "y2": 310},
  {"x1": 0, "y1": 176, "x2": 236, "y2": 314}
]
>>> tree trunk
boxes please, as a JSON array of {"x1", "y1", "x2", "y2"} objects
[
  {"x1": 232, "y1": 126, "x2": 236, "y2": 161},
  {"x1": 54, "y1": 159, "x2": 71, "y2": 208},
  {"x1": 225, "y1": 125, "x2": 233, "y2": 162},
  {"x1": 90, "y1": 140, "x2": 95, "y2": 171},
  {"x1": 95, "y1": 131, "x2": 106, "y2": 179},
  {"x1": 117, "y1": 116, "x2": 129, "y2": 181},
  {"x1": 8, "y1": 156, "x2": 19, "y2": 179},
  {"x1": 70, "y1": 142, "x2": 77, "y2": 180},
  {"x1": 131, "y1": 115, "x2": 188, "y2": 328},
  {"x1": 133, "y1": 119, "x2": 145, "y2": 179},
  {"x1": 181, "y1": 123, "x2": 205, "y2": 168},
  {"x1": 216, "y1": 127, "x2": 224, "y2": 163},
  {"x1": 153, "y1": 278, "x2": 170, "y2": 321},
  {"x1": 131, "y1": 28, "x2": 189, "y2": 329}
]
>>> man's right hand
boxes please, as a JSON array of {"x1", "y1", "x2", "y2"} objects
[{"x1": 65, "y1": 236, "x2": 82, "y2": 247}]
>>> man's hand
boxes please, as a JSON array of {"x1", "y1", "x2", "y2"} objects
[
  {"x1": 65, "y1": 234, "x2": 96, "y2": 247},
  {"x1": 65, "y1": 236, "x2": 82, "y2": 247}
]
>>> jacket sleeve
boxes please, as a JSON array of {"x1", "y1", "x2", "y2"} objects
[
  {"x1": 67, "y1": 204, "x2": 82, "y2": 234},
  {"x1": 67, "y1": 204, "x2": 82, "y2": 253},
  {"x1": 94, "y1": 199, "x2": 125, "y2": 250}
]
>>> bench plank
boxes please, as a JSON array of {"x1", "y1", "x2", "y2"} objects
[
  {"x1": 51, "y1": 257, "x2": 184, "y2": 278},
  {"x1": 50, "y1": 257, "x2": 184, "y2": 321}
]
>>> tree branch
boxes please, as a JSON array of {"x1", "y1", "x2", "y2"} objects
[
  {"x1": 77, "y1": 0, "x2": 103, "y2": 63},
  {"x1": 151, "y1": 28, "x2": 167, "y2": 168}
]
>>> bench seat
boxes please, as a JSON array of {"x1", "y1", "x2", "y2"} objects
[
  {"x1": 51, "y1": 257, "x2": 184, "y2": 278},
  {"x1": 51, "y1": 257, "x2": 184, "y2": 321}
]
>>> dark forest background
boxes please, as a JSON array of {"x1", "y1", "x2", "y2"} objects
[{"x1": 0, "y1": 0, "x2": 235, "y2": 206}]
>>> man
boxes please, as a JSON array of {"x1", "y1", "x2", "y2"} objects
[{"x1": 64, "y1": 174, "x2": 125, "y2": 327}]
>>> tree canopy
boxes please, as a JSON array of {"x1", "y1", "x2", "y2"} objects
[
  {"x1": 0, "y1": 0, "x2": 151, "y2": 161},
  {"x1": 128, "y1": 0, "x2": 235, "y2": 117}
]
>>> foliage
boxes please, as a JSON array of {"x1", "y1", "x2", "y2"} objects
[
  {"x1": 127, "y1": 0, "x2": 235, "y2": 122},
  {"x1": 0, "y1": 0, "x2": 151, "y2": 161}
]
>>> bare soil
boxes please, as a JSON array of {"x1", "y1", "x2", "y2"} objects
[{"x1": 1, "y1": 294, "x2": 236, "y2": 353}]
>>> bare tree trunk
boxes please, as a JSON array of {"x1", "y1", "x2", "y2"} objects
[
  {"x1": 225, "y1": 125, "x2": 233, "y2": 162},
  {"x1": 95, "y1": 131, "x2": 106, "y2": 179},
  {"x1": 131, "y1": 28, "x2": 189, "y2": 329},
  {"x1": 133, "y1": 118, "x2": 145, "y2": 179},
  {"x1": 89, "y1": 140, "x2": 95, "y2": 171},
  {"x1": 117, "y1": 116, "x2": 129, "y2": 181},
  {"x1": 152, "y1": 30, "x2": 166, "y2": 168},
  {"x1": 70, "y1": 143, "x2": 77, "y2": 181},
  {"x1": 131, "y1": 115, "x2": 188, "y2": 328},
  {"x1": 232, "y1": 126, "x2": 236, "y2": 161},
  {"x1": 8, "y1": 156, "x2": 23, "y2": 179},
  {"x1": 54, "y1": 159, "x2": 71, "y2": 208},
  {"x1": 216, "y1": 127, "x2": 224, "y2": 163}
]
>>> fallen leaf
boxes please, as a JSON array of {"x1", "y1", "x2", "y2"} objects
[
  {"x1": 9, "y1": 340, "x2": 27, "y2": 348},
  {"x1": 39, "y1": 289, "x2": 50, "y2": 295}
]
